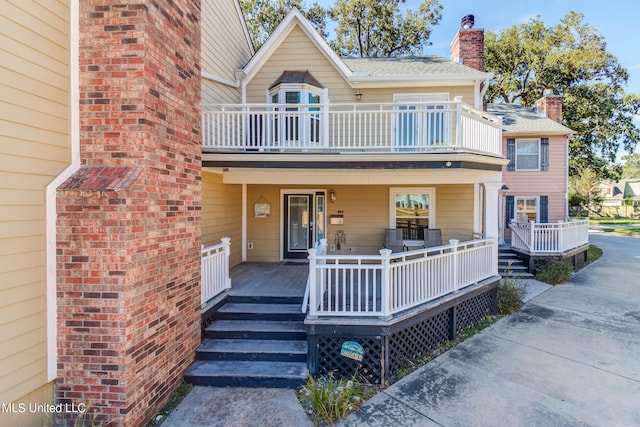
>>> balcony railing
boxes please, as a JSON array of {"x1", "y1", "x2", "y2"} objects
[
  {"x1": 510, "y1": 219, "x2": 590, "y2": 255},
  {"x1": 202, "y1": 101, "x2": 502, "y2": 156},
  {"x1": 201, "y1": 238, "x2": 231, "y2": 308},
  {"x1": 306, "y1": 238, "x2": 498, "y2": 319}
]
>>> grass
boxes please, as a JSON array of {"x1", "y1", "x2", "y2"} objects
[
  {"x1": 589, "y1": 218, "x2": 640, "y2": 225},
  {"x1": 146, "y1": 382, "x2": 193, "y2": 426},
  {"x1": 587, "y1": 244, "x2": 603, "y2": 264},
  {"x1": 600, "y1": 227, "x2": 640, "y2": 236}
]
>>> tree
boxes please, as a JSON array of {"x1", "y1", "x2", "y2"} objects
[
  {"x1": 329, "y1": 0, "x2": 443, "y2": 57},
  {"x1": 484, "y1": 12, "x2": 640, "y2": 179},
  {"x1": 568, "y1": 167, "x2": 603, "y2": 216},
  {"x1": 239, "y1": 0, "x2": 328, "y2": 49},
  {"x1": 621, "y1": 153, "x2": 640, "y2": 178}
]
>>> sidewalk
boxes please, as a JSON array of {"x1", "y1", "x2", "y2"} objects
[{"x1": 165, "y1": 234, "x2": 640, "y2": 426}]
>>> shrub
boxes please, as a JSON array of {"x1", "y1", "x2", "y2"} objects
[
  {"x1": 535, "y1": 259, "x2": 573, "y2": 285},
  {"x1": 497, "y1": 276, "x2": 527, "y2": 315},
  {"x1": 298, "y1": 371, "x2": 372, "y2": 424}
]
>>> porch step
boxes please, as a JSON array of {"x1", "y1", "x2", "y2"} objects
[
  {"x1": 184, "y1": 360, "x2": 308, "y2": 388},
  {"x1": 216, "y1": 303, "x2": 305, "y2": 321},
  {"x1": 205, "y1": 319, "x2": 306, "y2": 340},
  {"x1": 186, "y1": 293, "x2": 309, "y2": 389},
  {"x1": 498, "y1": 248, "x2": 535, "y2": 279},
  {"x1": 196, "y1": 338, "x2": 307, "y2": 362}
]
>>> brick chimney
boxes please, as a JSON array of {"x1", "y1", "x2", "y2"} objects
[
  {"x1": 56, "y1": 1, "x2": 201, "y2": 425},
  {"x1": 535, "y1": 89, "x2": 563, "y2": 123},
  {"x1": 450, "y1": 14, "x2": 485, "y2": 72}
]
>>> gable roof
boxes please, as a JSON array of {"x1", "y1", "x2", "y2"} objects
[
  {"x1": 487, "y1": 103, "x2": 573, "y2": 136},
  {"x1": 241, "y1": 8, "x2": 493, "y2": 89}
]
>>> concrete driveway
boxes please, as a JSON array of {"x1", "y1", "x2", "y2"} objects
[{"x1": 342, "y1": 233, "x2": 640, "y2": 426}]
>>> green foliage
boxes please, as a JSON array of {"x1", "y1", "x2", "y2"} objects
[
  {"x1": 621, "y1": 153, "x2": 640, "y2": 178},
  {"x1": 485, "y1": 12, "x2": 640, "y2": 176},
  {"x1": 498, "y1": 276, "x2": 527, "y2": 315},
  {"x1": 298, "y1": 372, "x2": 372, "y2": 424},
  {"x1": 568, "y1": 167, "x2": 604, "y2": 215},
  {"x1": 329, "y1": 0, "x2": 443, "y2": 57},
  {"x1": 239, "y1": 0, "x2": 328, "y2": 49},
  {"x1": 535, "y1": 260, "x2": 573, "y2": 285}
]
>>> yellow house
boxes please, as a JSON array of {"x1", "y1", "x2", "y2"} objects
[{"x1": 192, "y1": 9, "x2": 508, "y2": 387}]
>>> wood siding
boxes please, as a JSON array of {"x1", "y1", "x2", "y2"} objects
[
  {"x1": 201, "y1": 0, "x2": 252, "y2": 105},
  {"x1": 202, "y1": 172, "x2": 243, "y2": 267},
  {"x1": 502, "y1": 134, "x2": 568, "y2": 223},
  {"x1": 245, "y1": 184, "x2": 475, "y2": 262},
  {"x1": 245, "y1": 25, "x2": 478, "y2": 105},
  {"x1": 0, "y1": 0, "x2": 71, "y2": 411}
]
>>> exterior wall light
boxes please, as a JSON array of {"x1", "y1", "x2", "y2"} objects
[
  {"x1": 355, "y1": 90, "x2": 363, "y2": 101},
  {"x1": 329, "y1": 189, "x2": 337, "y2": 203}
]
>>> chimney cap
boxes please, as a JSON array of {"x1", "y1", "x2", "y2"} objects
[
  {"x1": 461, "y1": 14, "x2": 474, "y2": 29},
  {"x1": 543, "y1": 88, "x2": 554, "y2": 96}
]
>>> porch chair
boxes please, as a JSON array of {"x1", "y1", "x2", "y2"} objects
[
  {"x1": 384, "y1": 228, "x2": 404, "y2": 253},
  {"x1": 423, "y1": 228, "x2": 443, "y2": 248}
]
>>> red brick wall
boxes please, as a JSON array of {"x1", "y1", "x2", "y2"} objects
[
  {"x1": 535, "y1": 94, "x2": 563, "y2": 124},
  {"x1": 450, "y1": 28, "x2": 485, "y2": 72},
  {"x1": 57, "y1": 1, "x2": 201, "y2": 425}
]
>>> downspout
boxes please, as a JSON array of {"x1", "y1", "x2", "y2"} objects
[{"x1": 46, "y1": 0, "x2": 81, "y2": 381}]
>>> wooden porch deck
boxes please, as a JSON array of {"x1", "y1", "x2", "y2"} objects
[{"x1": 228, "y1": 262, "x2": 308, "y2": 297}]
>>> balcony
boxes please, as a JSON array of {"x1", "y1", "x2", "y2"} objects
[{"x1": 202, "y1": 100, "x2": 502, "y2": 157}]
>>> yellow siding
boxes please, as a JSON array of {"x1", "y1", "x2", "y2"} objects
[
  {"x1": 201, "y1": 0, "x2": 252, "y2": 105},
  {"x1": 246, "y1": 26, "x2": 353, "y2": 103},
  {"x1": 202, "y1": 172, "x2": 243, "y2": 267},
  {"x1": 0, "y1": 0, "x2": 70, "y2": 410},
  {"x1": 245, "y1": 184, "x2": 475, "y2": 262}
]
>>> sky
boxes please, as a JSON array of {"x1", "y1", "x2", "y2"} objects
[{"x1": 314, "y1": 0, "x2": 640, "y2": 95}]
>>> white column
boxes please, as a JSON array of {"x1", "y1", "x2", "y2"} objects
[{"x1": 482, "y1": 183, "x2": 502, "y2": 240}]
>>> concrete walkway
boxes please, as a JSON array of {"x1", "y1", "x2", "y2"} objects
[
  {"x1": 341, "y1": 233, "x2": 640, "y2": 426},
  {"x1": 164, "y1": 233, "x2": 640, "y2": 426}
]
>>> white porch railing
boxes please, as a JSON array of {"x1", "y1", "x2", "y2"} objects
[
  {"x1": 201, "y1": 238, "x2": 231, "y2": 308},
  {"x1": 306, "y1": 238, "x2": 498, "y2": 318},
  {"x1": 202, "y1": 100, "x2": 502, "y2": 156},
  {"x1": 510, "y1": 219, "x2": 589, "y2": 254}
]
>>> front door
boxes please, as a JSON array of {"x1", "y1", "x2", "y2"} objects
[{"x1": 284, "y1": 194, "x2": 313, "y2": 259}]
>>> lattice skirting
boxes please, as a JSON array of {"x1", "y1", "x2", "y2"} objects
[{"x1": 307, "y1": 280, "x2": 498, "y2": 385}]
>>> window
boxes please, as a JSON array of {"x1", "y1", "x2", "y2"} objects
[
  {"x1": 515, "y1": 197, "x2": 538, "y2": 222},
  {"x1": 516, "y1": 139, "x2": 540, "y2": 170},
  {"x1": 394, "y1": 93, "x2": 449, "y2": 149},
  {"x1": 269, "y1": 85, "x2": 323, "y2": 145},
  {"x1": 390, "y1": 188, "x2": 435, "y2": 239}
]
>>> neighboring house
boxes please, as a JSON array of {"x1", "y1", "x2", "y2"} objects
[
  {"x1": 488, "y1": 92, "x2": 573, "y2": 243},
  {"x1": 1, "y1": 0, "x2": 248, "y2": 426},
  {"x1": 595, "y1": 179, "x2": 640, "y2": 206}
]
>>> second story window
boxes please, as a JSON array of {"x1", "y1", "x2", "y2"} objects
[
  {"x1": 268, "y1": 70, "x2": 325, "y2": 146},
  {"x1": 516, "y1": 139, "x2": 540, "y2": 170}
]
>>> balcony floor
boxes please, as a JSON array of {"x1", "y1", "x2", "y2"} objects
[{"x1": 228, "y1": 262, "x2": 308, "y2": 298}]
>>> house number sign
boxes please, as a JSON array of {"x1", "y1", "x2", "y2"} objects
[{"x1": 340, "y1": 341, "x2": 364, "y2": 362}]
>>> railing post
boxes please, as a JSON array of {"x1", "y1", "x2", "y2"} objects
[
  {"x1": 530, "y1": 220, "x2": 536, "y2": 253},
  {"x1": 455, "y1": 101, "x2": 462, "y2": 148},
  {"x1": 379, "y1": 248, "x2": 393, "y2": 320},
  {"x1": 322, "y1": 103, "x2": 330, "y2": 148},
  {"x1": 221, "y1": 237, "x2": 231, "y2": 289},
  {"x1": 557, "y1": 220, "x2": 564, "y2": 252},
  {"x1": 307, "y1": 248, "x2": 318, "y2": 318},
  {"x1": 449, "y1": 239, "x2": 459, "y2": 292}
]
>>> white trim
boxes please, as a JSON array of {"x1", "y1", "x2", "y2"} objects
[
  {"x1": 46, "y1": 0, "x2": 81, "y2": 382},
  {"x1": 242, "y1": 8, "x2": 353, "y2": 87},
  {"x1": 202, "y1": 71, "x2": 240, "y2": 88},
  {"x1": 474, "y1": 183, "x2": 482, "y2": 235},
  {"x1": 513, "y1": 196, "x2": 540, "y2": 222},
  {"x1": 242, "y1": 183, "x2": 247, "y2": 262},
  {"x1": 389, "y1": 187, "x2": 436, "y2": 231},
  {"x1": 514, "y1": 138, "x2": 541, "y2": 171},
  {"x1": 232, "y1": 0, "x2": 256, "y2": 56}
]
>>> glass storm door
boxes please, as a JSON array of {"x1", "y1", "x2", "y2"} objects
[{"x1": 284, "y1": 195, "x2": 313, "y2": 259}]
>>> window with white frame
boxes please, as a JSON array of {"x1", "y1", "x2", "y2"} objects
[
  {"x1": 390, "y1": 188, "x2": 435, "y2": 240},
  {"x1": 269, "y1": 85, "x2": 323, "y2": 145},
  {"x1": 515, "y1": 139, "x2": 540, "y2": 170},
  {"x1": 515, "y1": 196, "x2": 538, "y2": 222}
]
